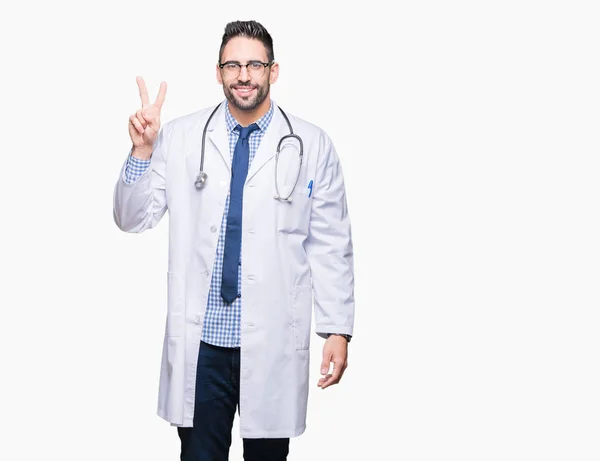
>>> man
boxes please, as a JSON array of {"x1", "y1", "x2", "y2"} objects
[{"x1": 113, "y1": 20, "x2": 355, "y2": 461}]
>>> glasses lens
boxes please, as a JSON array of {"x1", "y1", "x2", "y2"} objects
[
  {"x1": 223, "y1": 63, "x2": 240, "y2": 77},
  {"x1": 248, "y1": 62, "x2": 266, "y2": 77}
]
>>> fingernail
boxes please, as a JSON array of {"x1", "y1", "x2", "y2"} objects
[{"x1": 321, "y1": 368, "x2": 327, "y2": 374}]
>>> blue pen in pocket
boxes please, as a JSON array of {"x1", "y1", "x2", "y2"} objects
[{"x1": 307, "y1": 180, "x2": 313, "y2": 197}]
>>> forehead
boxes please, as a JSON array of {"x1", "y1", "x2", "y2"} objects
[{"x1": 221, "y1": 36, "x2": 268, "y2": 62}]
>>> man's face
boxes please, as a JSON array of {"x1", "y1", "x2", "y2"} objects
[{"x1": 217, "y1": 37, "x2": 278, "y2": 111}]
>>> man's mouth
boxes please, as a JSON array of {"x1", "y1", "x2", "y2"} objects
[{"x1": 233, "y1": 86, "x2": 256, "y2": 97}]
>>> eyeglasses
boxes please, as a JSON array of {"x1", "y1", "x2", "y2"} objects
[{"x1": 219, "y1": 60, "x2": 272, "y2": 78}]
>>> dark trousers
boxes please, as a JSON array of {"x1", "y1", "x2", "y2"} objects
[{"x1": 177, "y1": 341, "x2": 290, "y2": 461}]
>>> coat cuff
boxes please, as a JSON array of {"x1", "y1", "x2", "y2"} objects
[
  {"x1": 316, "y1": 324, "x2": 353, "y2": 341},
  {"x1": 326, "y1": 333, "x2": 352, "y2": 342}
]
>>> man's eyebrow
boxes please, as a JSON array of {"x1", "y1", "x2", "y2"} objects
[{"x1": 222, "y1": 59, "x2": 264, "y2": 63}]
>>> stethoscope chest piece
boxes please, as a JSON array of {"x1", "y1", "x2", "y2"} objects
[{"x1": 195, "y1": 171, "x2": 208, "y2": 189}]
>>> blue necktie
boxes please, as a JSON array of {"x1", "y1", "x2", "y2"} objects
[{"x1": 221, "y1": 123, "x2": 260, "y2": 304}]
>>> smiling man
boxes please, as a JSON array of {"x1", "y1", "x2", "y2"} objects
[{"x1": 113, "y1": 20, "x2": 355, "y2": 461}]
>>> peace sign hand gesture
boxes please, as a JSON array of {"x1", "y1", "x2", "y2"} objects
[{"x1": 128, "y1": 76, "x2": 167, "y2": 159}]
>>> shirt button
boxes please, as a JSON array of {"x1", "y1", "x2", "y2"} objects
[{"x1": 210, "y1": 225, "x2": 217, "y2": 233}]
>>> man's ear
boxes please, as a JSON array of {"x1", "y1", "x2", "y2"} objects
[
  {"x1": 216, "y1": 64, "x2": 223, "y2": 84},
  {"x1": 269, "y1": 62, "x2": 280, "y2": 85}
]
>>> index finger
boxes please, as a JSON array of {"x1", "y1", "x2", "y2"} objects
[
  {"x1": 154, "y1": 81, "x2": 167, "y2": 110},
  {"x1": 330, "y1": 358, "x2": 344, "y2": 382},
  {"x1": 136, "y1": 76, "x2": 149, "y2": 107}
]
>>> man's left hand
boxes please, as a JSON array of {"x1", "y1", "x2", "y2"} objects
[{"x1": 317, "y1": 335, "x2": 348, "y2": 390}]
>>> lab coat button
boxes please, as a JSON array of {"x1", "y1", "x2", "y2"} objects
[
  {"x1": 194, "y1": 315, "x2": 201, "y2": 324},
  {"x1": 210, "y1": 225, "x2": 217, "y2": 233}
]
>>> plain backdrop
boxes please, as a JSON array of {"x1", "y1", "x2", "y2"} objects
[{"x1": 1, "y1": 0, "x2": 599, "y2": 460}]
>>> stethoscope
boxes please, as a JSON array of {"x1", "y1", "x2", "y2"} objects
[{"x1": 195, "y1": 102, "x2": 304, "y2": 202}]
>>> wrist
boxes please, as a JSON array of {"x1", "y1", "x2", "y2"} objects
[
  {"x1": 131, "y1": 146, "x2": 153, "y2": 160},
  {"x1": 327, "y1": 333, "x2": 351, "y2": 343}
]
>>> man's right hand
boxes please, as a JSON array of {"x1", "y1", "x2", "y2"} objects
[{"x1": 128, "y1": 76, "x2": 167, "y2": 159}]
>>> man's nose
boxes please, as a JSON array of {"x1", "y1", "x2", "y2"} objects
[{"x1": 238, "y1": 65, "x2": 250, "y2": 81}]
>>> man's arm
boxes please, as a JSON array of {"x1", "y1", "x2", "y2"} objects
[
  {"x1": 306, "y1": 131, "x2": 355, "y2": 339},
  {"x1": 305, "y1": 131, "x2": 355, "y2": 389},
  {"x1": 113, "y1": 124, "x2": 170, "y2": 233}
]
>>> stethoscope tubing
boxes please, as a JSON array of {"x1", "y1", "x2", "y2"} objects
[{"x1": 195, "y1": 103, "x2": 303, "y2": 202}]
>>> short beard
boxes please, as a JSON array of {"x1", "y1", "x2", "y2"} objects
[{"x1": 224, "y1": 82, "x2": 269, "y2": 112}]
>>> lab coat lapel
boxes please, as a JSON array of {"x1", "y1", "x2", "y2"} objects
[
  {"x1": 246, "y1": 105, "x2": 286, "y2": 183},
  {"x1": 206, "y1": 103, "x2": 231, "y2": 172}
]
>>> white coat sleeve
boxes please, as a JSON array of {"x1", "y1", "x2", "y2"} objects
[
  {"x1": 113, "y1": 122, "x2": 171, "y2": 233},
  {"x1": 305, "y1": 131, "x2": 355, "y2": 340}
]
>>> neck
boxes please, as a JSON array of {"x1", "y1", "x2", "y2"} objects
[{"x1": 229, "y1": 96, "x2": 271, "y2": 127}]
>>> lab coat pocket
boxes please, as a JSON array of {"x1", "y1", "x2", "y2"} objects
[
  {"x1": 275, "y1": 187, "x2": 311, "y2": 235},
  {"x1": 166, "y1": 272, "x2": 185, "y2": 338},
  {"x1": 292, "y1": 285, "x2": 313, "y2": 350}
]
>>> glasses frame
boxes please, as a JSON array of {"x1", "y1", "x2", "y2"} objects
[{"x1": 218, "y1": 60, "x2": 274, "y2": 77}]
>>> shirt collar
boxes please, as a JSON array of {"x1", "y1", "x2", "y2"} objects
[{"x1": 224, "y1": 99, "x2": 274, "y2": 133}]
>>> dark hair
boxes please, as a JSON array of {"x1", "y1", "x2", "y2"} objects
[{"x1": 218, "y1": 20, "x2": 274, "y2": 64}]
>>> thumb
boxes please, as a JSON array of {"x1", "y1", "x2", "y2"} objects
[{"x1": 321, "y1": 351, "x2": 331, "y2": 375}]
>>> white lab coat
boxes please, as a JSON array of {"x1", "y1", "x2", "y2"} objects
[{"x1": 112, "y1": 100, "x2": 354, "y2": 438}]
